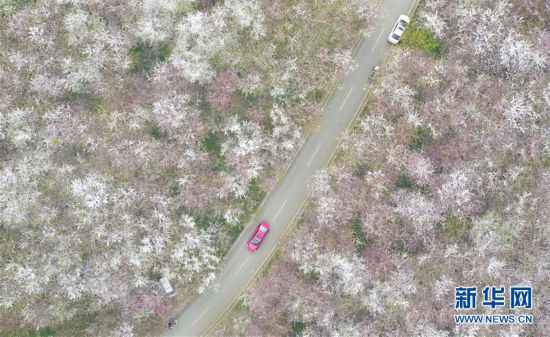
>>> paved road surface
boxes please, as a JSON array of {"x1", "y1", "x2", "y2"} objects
[{"x1": 165, "y1": 0, "x2": 417, "y2": 335}]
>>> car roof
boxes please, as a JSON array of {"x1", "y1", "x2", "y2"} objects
[{"x1": 398, "y1": 14, "x2": 410, "y2": 22}]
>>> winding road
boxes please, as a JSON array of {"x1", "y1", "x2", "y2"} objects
[{"x1": 165, "y1": 0, "x2": 417, "y2": 335}]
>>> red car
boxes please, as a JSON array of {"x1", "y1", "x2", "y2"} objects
[{"x1": 247, "y1": 222, "x2": 270, "y2": 252}]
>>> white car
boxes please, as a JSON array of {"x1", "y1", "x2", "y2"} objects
[
  {"x1": 387, "y1": 15, "x2": 411, "y2": 44},
  {"x1": 160, "y1": 276, "x2": 176, "y2": 297}
]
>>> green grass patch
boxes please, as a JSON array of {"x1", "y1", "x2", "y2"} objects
[
  {"x1": 226, "y1": 223, "x2": 244, "y2": 245},
  {"x1": 351, "y1": 214, "x2": 368, "y2": 254},
  {"x1": 440, "y1": 213, "x2": 472, "y2": 242},
  {"x1": 415, "y1": 262, "x2": 443, "y2": 288},
  {"x1": 129, "y1": 40, "x2": 171, "y2": 74},
  {"x1": 144, "y1": 120, "x2": 165, "y2": 140},
  {"x1": 197, "y1": 89, "x2": 224, "y2": 126},
  {"x1": 395, "y1": 171, "x2": 431, "y2": 195},
  {"x1": 168, "y1": 180, "x2": 181, "y2": 197},
  {"x1": 55, "y1": 304, "x2": 119, "y2": 337},
  {"x1": 57, "y1": 143, "x2": 91, "y2": 164},
  {"x1": 0, "y1": 226, "x2": 21, "y2": 263},
  {"x1": 401, "y1": 21, "x2": 442, "y2": 57},
  {"x1": 0, "y1": 0, "x2": 35, "y2": 16},
  {"x1": 511, "y1": 160, "x2": 538, "y2": 195},
  {"x1": 193, "y1": 211, "x2": 226, "y2": 231},
  {"x1": 0, "y1": 327, "x2": 55, "y2": 337},
  {"x1": 408, "y1": 125, "x2": 433, "y2": 152},
  {"x1": 236, "y1": 296, "x2": 249, "y2": 310},
  {"x1": 209, "y1": 52, "x2": 226, "y2": 73},
  {"x1": 352, "y1": 162, "x2": 371, "y2": 178},
  {"x1": 289, "y1": 321, "x2": 306, "y2": 337},
  {"x1": 201, "y1": 131, "x2": 222, "y2": 156},
  {"x1": 201, "y1": 131, "x2": 226, "y2": 171},
  {"x1": 238, "y1": 178, "x2": 266, "y2": 220},
  {"x1": 306, "y1": 88, "x2": 325, "y2": 103},
  {"x1": 146, "y1": 267, "x2": 163, "y2": 281},
  {"x1": 304, "y1": 269, "x2": 320, "y2": 283},
  {"x1": 395, "y1": 172, "x2": 417, "y2": 189},
  {"x1": 240, "y1": 91, "x2": 260, "y2": 106},
  {"x1": 262, "y1": 109, "x2": 274, "y2": 135},
  {"x1": 413, "y1": 86, "x2": 425, "y2": 104},
  {"x1": 230, "y1": 91, "x2": 262, "y2": 118},
  {"x1": 35, "y1": 327, "x2": 56, "y2": 337},
  {"x1": 64, "y1": 92, "x2": 105, "y2": 114},
  {"x1": 133, "y1": 315, "x2": 163, "y2": 337},
  {"x1": 258, "y1": 248, "x2": 282, "y2": 278},
  {"x1": 390, "y1": 239, "x2": 410, "y2": 257},
  {"x1": 273, "y1": 39, "x2": 288, "y2": 60},
  {"x1": 280, "y1": 79, "x2": 301, "y2": 105}
]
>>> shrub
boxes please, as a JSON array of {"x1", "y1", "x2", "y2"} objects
[
  {"x1": 408, "y1": 125, "x2": 433, "y2": 152},
  {"x1": 351, "y1": 215, "x2": 368, "y2": 254},
  {"x1": 168, "y1": 180, "x2": 181, "y2": 196},
  {"x1": 395, "y1": 172, "x2": 416, "y2": 189},
  {"x1": 391, "y1": 239, "x2": 405, "y2": 255},
  {"x1": 352, "y1": 162, "x2": 371, "y2": 178},
  {"x1": 0, "y1": 0, "x2": 35, "y2": 16},
  {"x1": 201, "y1": 131, "x2": 222, "y2": 156},
  {"x1": 193, "y1": 211, "x2": 226, "y2": 231},
  {"x1": 306, "y1": 88, "x2": 325, "y2": 103},
  {"x1": 129, "y1": 40, "x2": 171, "y2": 74},
  {"x1": 227, "y1": 222, "x2": 244, "y2": 244},
  {"x1": 54, "y1": 304, "x2": 119, "y2": 337},
  {"x1": 64, "y1": 92, "x2": 105, "y2": 113},
  {"x1": 289, "y1": 321, "x2": 306, "y2": 337},
  {"x1": 304, "y1": 270, "x2": 321, "y2": 283},
  {"x1": 36, "y1": 327, "x2": 56, "y2": 337},
  {"x1": 440, "y1": 213, "x2": 472, "y2": 242},
  {"x1": 144, "y1": 121, "x2": 164, "y2": 140},
  {"x1": 401, "y1": 22, "x2": 442, "y2": 57},
  {"x1": 246, "y1": 178, "x2": 265, "y2": 204},
  {"x1": 201, "y1": 131, "x2": 226, "y2": 171},
  {"x1": 0, "y1": 327, "x2": 55, "y2": 337},
  {"x1": 413, "y1": 86, "x2": 425, "y2": 104},
  {"x1": 239, "y1": 178, "x2": 266, "y2": 221}
]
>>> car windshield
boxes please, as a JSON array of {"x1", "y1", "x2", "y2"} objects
[
  {"x1": 400, "y1": 20, "x2": 407, "y2": 26},
  {"x1": 251, "y1": 237, "x2": 261, "y2": 244},
  {"x1": 392, "y1": 34, "x2": 400, "y2": 40},
  {"x1": 259, "y1": 226, "x2": 268, "y2": 233}
]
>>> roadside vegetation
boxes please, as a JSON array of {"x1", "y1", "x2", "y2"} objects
[
  {"x1": 0, "y1": 0, "x2": 376, "y2": 336},
  {"x1": 401, "y1": 19, "x2": 442, "y2": 57},
  {"x1": 216, "y1": 0, "x2": 550, "y2": 336}
]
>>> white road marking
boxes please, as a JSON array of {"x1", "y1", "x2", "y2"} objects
[
  {"x1": 273, "y1": 199, "x2": 288, "y2": 220},
  {"x1": 408, "y1": 0, "x2": 417, "y2": 15},
  {"x1": 307, "y1": 144, "x2": 322, "y2": 167},
  {"x1": 374, "y1": 30, "x2": 384, "y2": 47},
  {"x1": 193, "y1": 307, "x2": 209, "y2": 326},
  {"x1": 339, "y1": 88, "x2": 352, "y2": 111},
  {"x1": 235, "y1": 256, "x2": 250, "y2": 274}
]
